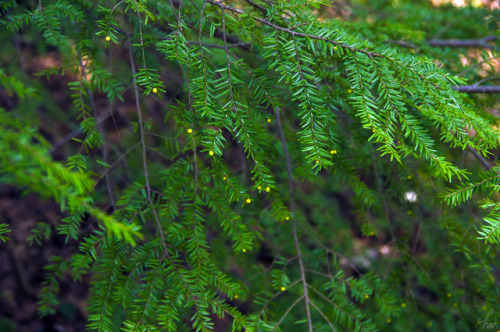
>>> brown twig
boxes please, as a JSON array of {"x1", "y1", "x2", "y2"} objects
[{"x1": 467, "y1": 146, "x2": 493, "y2": 171}]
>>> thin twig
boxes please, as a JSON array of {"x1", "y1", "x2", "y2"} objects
[
  {"x1": 275, "y1": 106, "x2": 313, "y2": 332},
  {"x1": 221, "y1": 8, "x2": 237, "y2": 109},
  {"x1": 126, "y1": 28, "x2": 208, "y2": 324},
  {"x1": 258, "y1": 279, "x2": 301, "y2": 316},
  {"x1": 77, "y1": 51, "x2": 116, "y2": 209},
  {"x1": 127, "y1": 35, "x2": 168, "y2": 253},
  {"x1": 372, "y1": 157, "x2": 416, "y2": 307},
  {"x1": 95, "y1": 143, "x2": 140, "y2": 185},
  {"x1": 467, "y1": 145, "x2": 493, "y2": 170},
  {"x1": 310, "y1": 300, "x2": 336, "y2": 332},
  {"x1": 111, "y1": 0, "x2": 127, "y2": 15},
  {"x1": 307, "y1": 284, "x2": 365, "y2": 326},
  {"x1": 473, "y1": 77, "x2": 500, "y2": 86},
  {"x1": 271, "y1": 295, "x2": 305, "y2": 332},
  {"x1": 131, "y1": 0, "x2": 147, "y2": 71},
  {"x1": 187, "y1": 40, "x2": 250, "y2": 49}
]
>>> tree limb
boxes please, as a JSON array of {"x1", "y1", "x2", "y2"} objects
[
  {"x1": 429, "y1": 35, "x2": 497, "y2": 49},
  {"x1": 386, "y1": 35, "x2": 497, "y2": 50},
  {"x1": 453, "y1": 85, "x2": 500, "y2": 94}
]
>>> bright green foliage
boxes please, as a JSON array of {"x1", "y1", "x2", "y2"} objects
[
  {"x1": 0, "y1": 0, "x2": 499, "y2": 331},
  {"x1": 443, "y1": 166, "x2": 500, "y2": 244},
  {"x1": 0, "y1": 223, "x2": 10, "y2": 243},
  {"x1": 0, "y1": 109, "x2": 142, "y2": 245}
]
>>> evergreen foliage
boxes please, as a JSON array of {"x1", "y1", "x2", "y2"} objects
[{"x1": 0, "y1": 0, "x2": 499, "y2": 331}]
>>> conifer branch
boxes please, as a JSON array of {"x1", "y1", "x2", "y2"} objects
[
  {"x1": 207, "y1": 0, "x2": 385, "y2": 59},
  {"x1": 443, "y1": 170, "x2": 500, "y2": 207},
  {"x1": 4, "y1": 1, "x2": 500, "y2": 330},
  {"x1": 130, "y1": 254, "x2": 166, "y2": 330},
  {"x1": 129, "y1": 32, "x2": 224, "y2": 330},
  {"x1": 220, "y1": 7, "x2": 274, "y2": 188}
]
